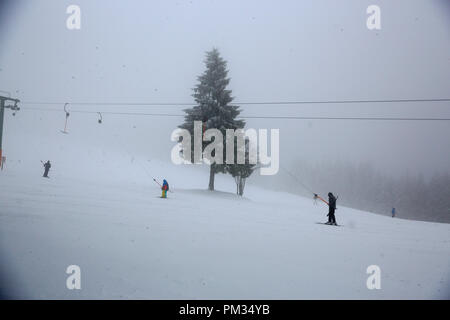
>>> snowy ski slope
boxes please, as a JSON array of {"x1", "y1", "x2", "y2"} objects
[{"x1": 1, "y1": 155, "x2": 449, "y2": 299}]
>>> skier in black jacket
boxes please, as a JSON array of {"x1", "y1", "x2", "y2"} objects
[
  {"x1": 327, "y1": 192, "x2": 337, "y2": 225},
  {"x1": 43, "y1": 160, "x2": 51, "y2": 178}
]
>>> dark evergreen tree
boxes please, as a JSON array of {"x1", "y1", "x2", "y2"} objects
[
  {"x1": 179, "y1": 48, "x2": 244, "y2": 190},
  {"x1": 227, "y1": 137, "x2": 257, "y2": 196}
]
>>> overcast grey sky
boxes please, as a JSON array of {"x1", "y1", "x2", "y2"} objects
[{"x1": 1, "y1": 0, "x2": 449, "y2": 180}]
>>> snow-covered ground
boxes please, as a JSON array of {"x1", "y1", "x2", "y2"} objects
[{"x1": 1, "y1": 153, "x2": 449, "y2": 299}]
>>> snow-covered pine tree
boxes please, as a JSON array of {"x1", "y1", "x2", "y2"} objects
[
  {"x1": 179, "y1": 48, "x2": 245, "y2": 191},
  {"x1": 227, "y1": 137, "x2": 257, "y2": 196}
]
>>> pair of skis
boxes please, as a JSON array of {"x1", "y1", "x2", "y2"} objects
[{"x1": 316, "y1": 222, "x2": 342, "y2": 227}]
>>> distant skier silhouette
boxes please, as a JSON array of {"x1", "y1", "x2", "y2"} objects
[
  {"x1": 42, "y1": 160, "x2": 51, "y2": 178},
  {"x1": 326, "y1": 192, "x2": 337, "y2": 225},
  {"x1": 161, "y1": 179, "x2": 169, "y2": 198},
  {"x1": 392, "y1": 207, "x2": 396, "y2": 218}
]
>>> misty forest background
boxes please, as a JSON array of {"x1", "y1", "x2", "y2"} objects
[{"x1": 254, "y1": 160, "x2": 450, "y2": 223}]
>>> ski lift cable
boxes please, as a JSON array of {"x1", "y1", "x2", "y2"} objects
[
  {"x1": 280, "y1": 166, "x2": 329, "y2": 205},
  {"x1": 19, "y1": 97, "x2": 450, "y2": 106},
  {"x1": 280, "y1": 166, "x2": 316, "y2": 196},
  {"x1": 112, "y1": 136, "x2": 173, "y2": 192},
  {"x1": 89, "y1": 116, "x2": 143, "y2": 192},
  {"x1": 18, "y1": 107, "x2": 450, "y2": 121}
]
